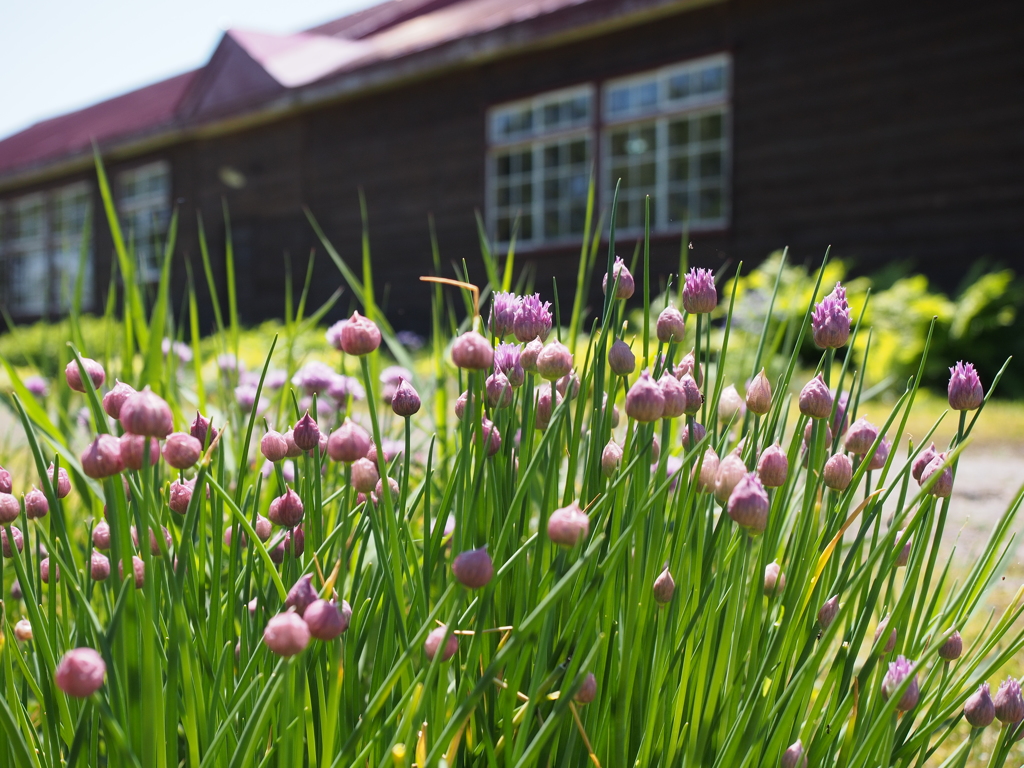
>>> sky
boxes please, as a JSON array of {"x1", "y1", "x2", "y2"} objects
[{"x1": 0, "y1": 0, "x2": 381, "y2": 141}]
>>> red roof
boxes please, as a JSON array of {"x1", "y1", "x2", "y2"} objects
[{"x1": 0, "y1": 0, "x2": 668, "y2": 184}]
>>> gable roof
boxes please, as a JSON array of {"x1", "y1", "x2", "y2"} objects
[{"x1": 0, "y1": 0, "x2": 714, "y2": 189}]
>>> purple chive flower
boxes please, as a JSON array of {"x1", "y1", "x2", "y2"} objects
[
  {"x1": 602, "y1": 257, "x2": 635, "y2": 299},
  {"x1": 327, "y1": 374, "x2": 365, "y2": 403},
  {"x1": 682, "y1": 268, "x2": 717, "y2": 314},
  {"x1": 881, "y1": 656, "x2": 920, "y2": 711},
  {"x1": 217, "y1": 353, "x2": 244, "y2": 374},
  {"x1": 264, "y1": 369, "x2": 288, "y2": 389},
  {"x1": 340, "y1": 311, "x2": 382, "y2": 356},
  {"x1": 55, "y1": 648, "x2": 106, "y2": 697},
  {"x1": 993, "y1": 678, "x2": 1024, "y2": 724},
  {"x1": 396, "y1": 330, "x2": 425, "y2": 350},
  {"x1": 811, "y1": 282, "x2": 852, "y2": 349},
  {"x1": 763, "y1": 562, "x2": 785, "y2": 596},
  {"x1": 653, "y1": 566, "x2": 675, "y2": 604},
  {"x1": 727, "y1": 472, "x2": 770, "y2": 533},
  {"x1": 325, "y1": 320, "x2": 346, "y2": 350},
  {"x1": 965, "y1": 683, "x2": 996, "y2": 728},
  {"x1": 292, "y1": 361, "x2": 337, "y2": 395},
  {"x1": 24, "y1": 375, "x2": 48, "y2": 397},
  {"x1": 948, "y1": 361, "x2": 984, "y2": 411},
  {"x1": 493, "y1": 343, "x2": 525, "y2": 388},
  {"x1": 781, "y1": 740, "x2": 806, "y2": 768},
  {"x1": 513, "y1": 294, "x2": 553, "y2": 343},
  {"x1": 489, "y1": 291, "x2": 521, "y2": 337}
]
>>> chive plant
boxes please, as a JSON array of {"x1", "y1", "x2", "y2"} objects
[{"x1": 0, "y1": 157, "x2": 1022, "y2": 768}]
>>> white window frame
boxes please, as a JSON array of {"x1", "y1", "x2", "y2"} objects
[
  {"x1": 6, "y1": 193, "x2": 49, "y2": 316},
  {"x1": 602, "y1": 53, "x2": 731, "y2": 235},
  {"x1": 486, "y1": 84, "x2": 595, "y2": 247},
  {"x1": 117, "y1": 160, "x2": 171, "y2": 283},
  {"x1": 51, "y1": 182, "x2": 94, "y2": 311}
]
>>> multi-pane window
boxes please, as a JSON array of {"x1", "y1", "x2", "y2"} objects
[
  {"x1": 488, "y1": 87, "x2": 593, "y2": 244},
  {"x1": 51, "y1": 183, "x2": 93, "y2": 311},
  {"x1": 117, "y1": 161, "x2": 171, "y2": 283},
  {"x1": 0, "y1": 184, "x2": 95, "y2": 317},
  {"x1": 604, "y1": 55, "x2": 730, "y2": 232}
]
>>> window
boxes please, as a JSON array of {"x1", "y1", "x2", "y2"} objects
[
  {"x1": 604, "y1": 54, "x2": 730, "y2": 233},
  {"x1": 117, "y1": 161, "x2": 171, "y2": 283},
  {"x1": 51, "y1": 183, "x2": 93, "y2": 311},
  {"x1": 487, "y1": 86, "x2": 594, "y2": 244},
  {"x1": 7, "y1": 195, "x2": 48, "y2": 316}
]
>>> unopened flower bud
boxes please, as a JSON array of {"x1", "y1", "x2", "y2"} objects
[
  {"x1": 694, "y1": 448, "x2": 719, "y2": 492},
  {"x1": 327, "y1": 419, "x2": 371, "y2": 463},
  {"x1": 659, "y1": 374, "x2": 687, "y2": 418},
  {"x1": 90, "y1": 551, "x2": 110, "y2": 581},
  {"x1": 81, "y1": 435, "x2": 124, "y2": 479},
  {"x1": 745, "y1": 369, "x2": 772, "y2": 415},
  {"x1": 938, "y1": 630, "x2": 962, "y2": 661},
  {"x1": 535, "y1": 388, "x2": 563, "y2": 431},
  {"x1": 282, "y1": 430, "x2": 303, "y2": 458},
  {"x1": 728, "y1": 473, "x2": 770, "y2": 533},
  {"x1": 131, "y1": 525, "x2": 172, "y2": 556},
  {"x1": 120, "y1": 388, "x2": 174, "y2": 438},
  {"x1": 601, "y1": 441, "x2": 623, "y2": 477},
  {"x1": 520, "y1": 338, "x2": 543, "y2": 373},
  {"x1": 625, "y1": 371, "x2": 664, "y2": 423},
  {"x1": 340, "y1": 311, "x2": 381, "y2": 356},
  {"x1": 424, "y1": 626, "x2": 459, "y2": 661},
  {"x1": 537, "y1": 341, "x2": 573, "y2": 382},
  {"x1": 994, "y1": 679, "x2": 1024, "y2": 724},
  {"x1": 948, "y1": 361, "x2": 984, "y2": 411},
  {"x1": 556, "y1": 371, "x2": 580, "y2": 400},
  {"x1": 714, "y1": 454, "x2": 747, "y2": 504},
  {"x1": 656, "y1": 306, "x2": 686, "y2": 343},
  {"x1": 40, "y1": 557, "x2": 59, "y2": 584},
  {"x1": 475, "y1": 419, "x2": 502, "y2": 457},
  {"x1": 653, "y1": 566, "x2": 675, "y2": 604},
  {"x1": 675, "y1": 350, "x2": 704, "y2": 387},
  {"x1": 485, "y1": 373, "x2": 513, "y2": 409},
  {"x1": 608, "y1": 339, "x2": 636, "y2": 376},
  {"x1": 756, "y1": 444, "x2": 789, "y2": 488},
  {"x1": 823, "y1": 454, "x2": 853, "y2": 491},
  {"x1": 679, "y1": 374, "x2": 703, "y2": 415},
  {"x1": 718, "y1": 384, "x2": 745, "y2": 424},
  {"x1": 163, "y1": 432, "x2": 203, "y2": 469},
  {"x1": 911, "y1": 442, "x2": 937, "y2": 483},
  {"x1": 865, "y1": 437, "x2": 890, "y2": 471},
  {"x1": 452, "y1": 547, "x2": 494, "y2": 589},
  {"x1": 1, "y1": 525, "x2": 23, "y2": 557},
  {"x1": 781, "y1": 740, "x2": 806, "y2": 768},
  {"x1": 118, "y1": 555, "x2": 146, "y2": 588},
  {"x1": 818, "y1": 595, "x2": 840, "y2": 629},
  {"x1": 168, "y1": 480, "x2": 192, "y2": 515},
  {"x1": 118, "y1": 434, "x2": 159, "y2": 471},
  {"x1": 451, "y1": 331, "x2": 494, "y2": 370},
  {"x1": 374, "y1": 476, "x2": 401, "y2": 503},
  {"x1": 881, "y1": 655, "x2": 919, "y2": 711},
  {"x1": 603, "y1": 256, "x2": 634, "y2": 299},
  {"x1": 261, "y1": 430, "x2": 289, "y2": 462},
  {"x1": 351, "y1": 458, "x2": 379, "y2": 494},
  {"x1": 14, "y1": 619, "x2": 32, "y2": 642},
  {"x1": 305, "y1": 599, "x2": 352, "y2": 640},
  {"x1": 0, "y1": 493, "x2": 20, "y2": 523},
  {"x1": 964, "y1": 683, "x2": 995, "y2": 728},
  {"x1": 92, "y1": 521, "x2": 111, "y2": 549},
  {"x1": 547, "y1": 502, "x2": 589, "y2": 547},
  {"x1": 102, "y1": 380, "x2": 136, "y2": 418},
  {"x1": 0, "y1": 466, "x2": 11, "y2": 494},
  {"x1": 574, "y1": 672, "x2": 597, "y2": 704},
  {"x1": 292, "y1": 412, "x2": 321, "y2": 452},
  {"x1": 189, "y1": 411, "x2": 217, "y2": 448},
  {"x1": 65, "y1": 358, "x2": 106, "y2": 393},
  {"x1": 48, "y1": 464, "x2": 71, "y2": 498},
  {"x1": 763, "y1": 562, "x2": 785, "y2": 596},
  {"x1": 895, "y1": 530, "x2": 911, "y2": 567},
  {"x1": 391, "y1": 379, "x2": 421, "y2": 417},
  {"x1": 55, "y1": 648, "x2": 106, "y2": 697},
  {"x1": 268, "y1": 487, "x2": 304, "y2": 527},
  {"x1": 263, "y1": 612, "x2": 310, "y2": 657},
  {"x1": 285, "y1": 574, "x2": 318, "y2": 616},
  {"x1": 844, "y1": 418, "x2": 878, "y2": 455},
  {"x1": 921, "y1": 454, "x2": 953, "y2": 497},
  {"x1": 799, "y1": 374, "x2": 833, "y2": 420},
  {"x1": 875, "y1": 615, "x2": 897, "y2": 653}
]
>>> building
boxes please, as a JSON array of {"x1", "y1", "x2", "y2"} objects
[{"x1": 0, "y1": 0, "x2": 1020, "y2": 328}]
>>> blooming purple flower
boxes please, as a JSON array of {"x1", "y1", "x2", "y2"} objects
[
  {"x1": 682, "y1": 268, "x2": 717, "y2": 314},
  {"x1": 380, "y1": 366, "x2": 413, "y2": 387},
  {"x1": 162, "y1": 338, "x2": 193, "y2": 363},
  {"x1": 489, "y1": 292, "x2": 521, "y2": 337},
  {"x1": 881, "y1": 655, "x2": 920, "y2": 711},
  {"x1": 292, "y1": 361, "x2": 337, "y2": 395},
  {"x1": 396, "y1": 330, "x2": 425, "y2": 350},
  {"x1": 494, "y1": 342, "x2": 525, "y2": 388},
  {"x1": 513, "y1": 294, "x2": 553, "y2": 343},
  {"x1": 327, "y1": 374, "x2": 365, "y2": 403},
  {"x1": 811, "y1": 282, "x2": 852, "y2": 349},
  {"x1": 948, "y1": 361, "x2": 984, "y2": 411},
  {"x1": 217, "y1": 353, "x2": 244, "y2": 373},
  {"x1": 261, "y1": 459, "x2": 296, "y2": 483},
  {"x1": 325, "y1": 320, "x2": 346, "y2": 350},
  {"x1": 234, "y1": 385, "x2": 269, "y2": 415},
  {"x1": 24, "y1": 375, "x2": 48, "y2": 397}
]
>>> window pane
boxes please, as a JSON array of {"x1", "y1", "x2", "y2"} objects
[
  {"x1": 540, "y1": 135, "x2": 591, "y2": 239},
  {"x1": 699, "y1": 113, "x2": 723, "y2": 141},
  {"x1": 117, "y1": 162, "x2": 171, "y2": 283},
  {"x1": 52, "y1": 184, "x2": 94, "y2": 311},
  {"x1": 699, "y1": 151, "x2": 723, "y2": 178},
  {"x1": 699, "y1": 187, "x2": 723, "y2": 219}
]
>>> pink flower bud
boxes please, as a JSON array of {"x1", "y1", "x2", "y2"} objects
[
  {"x1": 601, "y1": 441, "x2": 623, "y2": 477},
  {"x1": 92, "y1": 521, "x2": 111, "y2": 549},
  {"x1": 948, "y1": 361, "x2": 983, "y2": 411},
  {"x1": 818, "y1": 595, "x2": 840, "y2": 629},
  {"x1": 921, "y1": 453, "x2": 953, "y2": 497},
  {"x1": 895, "y1": 529, "x2": 911, "y2": 567},
  {"x1": 0, "y1": 466, "x2": 10, "y2": 494},
  {"x1": 682, "y1": 268, "x2": 717, "y2": 314},
  {"x1": 118, "y1": 555, "x2": 146, "y2": 588},
  {"x1": 653, "y1": 566, "x2": 675, "y2": 604},
  {"x1": 675, "y1": 350, "x2": 704, "y2": 386},
  {"x1": 119, "y1": 434, "x2": 160, "y2": 471},
  {"x1": 14, "y1": 619, "x2": 32, "y2": 642},
  {"x1": 694, "y1": 448, "x2": 719, "y2": 493},
  {"x1": 268, "y1": 487, "x2": 304, "y2": 527},
  {"x1": 536, "y1": 341, "x2": 573, "y2": 382},
  {"x1": 574, "y1": 672, "x2": 597, "y2": 704},
  {"x1": 163, "y1": 432, "x2": 202, "y2": 469},
  {"x1": 55, "y1": 648, "x2": 106, "y2": 697},
  {"x1": 659, "y1": 373, "x2": 687, "y2": 418},
  {"x1": 168, "y1": 480, "x2": 193, "y2": 515},
  {"x1": 475, "y1": 419, "x2": 502, "y2": 457},
  {"x1": 625, "y1": 371, "x2": 665, "y2": 423},
  {"x1": 391, "y1": 379, "x2": 421, "y2": 417},
  {"x1": 451, "y1": 331, "x2": 494, "y2": 370},
  {"x1": 351, "y1": 458, "x2": 379, "y2": 494},
  {"x1": 555, "y1": 371, "x2": 580, "y2": 400},
  {"x1": 102, "y1": 380, "x2": 136, "y2": 417},
  {"x1": 756, "y1": 444, "x2": 789, "y2": 488},
  {"x1": 0, "y1": 493, "x2": 20, "y2": 523},
  {"x1": 328, "y1": 419, "x2": 371, "y2": 463},
  {"x1": 190, "y1": 411, "x2": 217, "y2": 448},
  {"x1": 81, "y1": 435, "x2": 124, "y2": 479},
  {"x1": 485, "y1": 373, "x2": 513, "y2": 409},
  {"x1": 718, "y1": 384, "x2": 745, "y2": 424},
  {"x1": 881, "y1": 655, "x2": 919, "y2": 711},
  {"x1": 875, "y1": 615, "x2": 897, "y2": 653},
  {"x1": 603, "y1": 256, "x2": 634, "y2": 299},
  {"x1": 282, "y1": 430, "x2": 303, "y2": 458},
  {"x1": 965, "y1": 683, "x2": 995, "y2": 728},
  {"x1": 47, "y1": 464, "x2": 71, "y2": 498},
  {"x1": 261, "y1": 430, "x2": 289, "y2": 462},
  {"x1": 40, "y1": 557, "x2": 59, "y2": 584},
  {"x1": 520, "y1": 338, "x2": 543, "y2": 373},
  {"x1": 994, "y1": 678, "x2": 1024, "y2": 724},
  {"x1": 263, "y1": 612, "x2": 311, "y2": 657},
  {"x1": 679, "y1": 374, "x2": 703, "y2": 415},
  {"x1": 745, "y1": 369, "x2": 772, "y2": 415},
  {"x1": 823, "y1": 454, "x2": 853, "y2": 491},
  {"x1": 424, "y1": 626, "x2": 459, "y2": 661},
  {"x1": 270, "y1": 527, "x2": 305, "y2": 563},
  {"x1": 65, "y1": 358, "x2": 106, "y2": 393},
  {"x1": 304, "y1": 599, "x2": 352, "y2": 640},
  {"x1": 656, "y1": 306, "x2": 686, "y2": 343},
  {"x1": 451, "y1": 547, "x2": 494, "y2": 589},
  {"x1": 285, "y1": 574, "x2": 318, "y2": 616},
  {"x1": 714, "y1": 453, "x2": 747, "y2": 504},
  {"x1": 254, "y1": 515, "x2": 272, "y2": 541},
  {"x1": 340, "y1": 311, "x2": 381, "y2": 356},
  {"x1": 1, "y1": 525, "x2": 23, "y2": 557},
  {"x1": 843, "y1": 418, "x2": 878, "y2": 455},
  {"x1": 90, "y1": 551, "x2": 110, "y2": 581},
  {"x1": 811, "y1": 282, "x2": 851, "y2": 349},
  {"x1": 132, "y1": 525, "x2": 172, "y2": 556},
  {"x1": 681, "y1": 421, "x2": 707, "y2": 451},
  {"x1": 798, "y1": 374, "x2": 833, "y2": 420},
  {"x1": 608, "y1": 339, "x2": 636, "y2": 376},
  {"x1": 938, "y1": 630, "x2": 962, "y2": 661},
  {"x1": 373, "y1": 476, "x2": 400, "y2": 504},
  {"x1": 120, "y1": 389, "x2": 174, "y2": 438},
  {"x1": 292, "y1": 412, "x2": 321, "y2": 453},
  {"x1": 547, "y1": 502, "x2": 589, "y2": 547},
  {"x1": 911, "y1": 442, "x2": 937, "y2": 483},
  {"x1": 781, "y1": 740, "x2": 807, "y2": 768},
  {"x1": 727, "y1": 473, "x2": 770, "y2": 533},
  {"x1": 865, "y1": 436, "x2": 890, "y2": 471},
  {"x1": 763, "y1": 562, "x2": 785, "y2": 596},
  {"x1": 534, "y1": 387, "x2": 563, "y2": 431}
]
